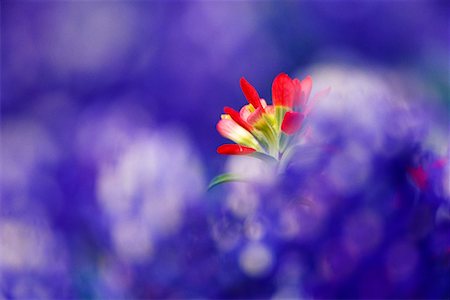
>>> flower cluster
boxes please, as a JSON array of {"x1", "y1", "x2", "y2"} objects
[{"x1": 216, "y1": 73, "x2": 329, "y2": 160}]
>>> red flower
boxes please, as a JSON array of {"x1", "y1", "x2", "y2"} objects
[{"x1": 216, "y1": 73, "x2": 330, "y2": 157}]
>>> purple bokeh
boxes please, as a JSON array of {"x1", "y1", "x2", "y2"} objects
[{"x1": 1, "y1": 1, "x2": 449, "y2": 299}]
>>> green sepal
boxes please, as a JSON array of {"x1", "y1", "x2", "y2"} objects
[
  {"x1": 208, "y1": 173, "x2": 244, "y2": 190},
  {"x1": 248, "y1": 152, "x2": 278, "y2": 165}
]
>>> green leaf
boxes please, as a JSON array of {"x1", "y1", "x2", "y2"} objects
[{"x1": 207, "y1": 173, "x2": 244, "y2": 190}]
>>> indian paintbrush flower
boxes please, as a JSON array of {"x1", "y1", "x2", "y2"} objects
[{"x1": 210, "y1": 73, "x2": 330, "y2": 189}]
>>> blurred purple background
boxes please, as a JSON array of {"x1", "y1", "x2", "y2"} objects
[{"x1": 1, "y1": 1, "x2": 449, "y2": 299}]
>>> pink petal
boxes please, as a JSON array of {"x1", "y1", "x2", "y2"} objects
[
  {"x1": 216, "y1": 119, "x2": 259, "y2": 149},
  {"x1": 265, "y1": 105, "x2": 275, "y2": 115},
  {"x1": 300, "y1": 75, "x2": 312, "y2": 105},
  {"x1": 247, "y1": 107, "x2": 264, "y2": 125},
  {"x1": 304, "y1": 87, "x2": 331, "y2": 116},
  {"x1": 292, "y1": 78, "x2": 303, "y2": 107},
  {"x1": 216, "y1": 119, "x2": 240, "y2": 138},
  {"x1": 239, "y1": 105, "x2": 252, "y2": 122}
]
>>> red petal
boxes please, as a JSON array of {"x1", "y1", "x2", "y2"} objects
[
  {"x1": 292, "y1": 78, "x2": 303, "y2": 107},
  {"x1": 224, "y1": 106, "x2": 253, "y2": 132},
  {"x1": 281, "y1": 111, "x2": 304, "y2": 135},
  {"x1": 240, "y1": 77, "x2": 263, "y2": 109},
  {"x1": 217, "y1": 144, "x2": 256, "y2": 155},
  {"x1": 272, "y1": 73, "x2": 295, "y2": 108}
]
